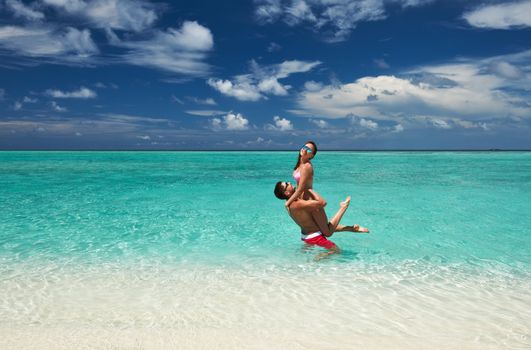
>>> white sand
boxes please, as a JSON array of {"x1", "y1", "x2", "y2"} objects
[{"x1": 1, "y1": 261, "x2": 530, "y2": 349}]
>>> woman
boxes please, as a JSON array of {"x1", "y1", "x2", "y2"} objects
[
  {"x1": 285, "y1": 141, "x2": 318, "y2": 208},
  {"x1": 285, "y1": 140, "x2": 368, "y2": 233}
]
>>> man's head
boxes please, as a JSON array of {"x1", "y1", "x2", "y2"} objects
[{"x1": 274, "y1": 181, "x2": 294, "y2": 200}]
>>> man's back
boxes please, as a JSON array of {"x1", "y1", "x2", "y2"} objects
[{"x1": 288, "y1": 201, "x2": 321, "y2": 233}]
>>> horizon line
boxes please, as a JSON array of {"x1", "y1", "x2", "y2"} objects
[{"x1": 1, "y1": 149, "x2": 531, "y2": 152}]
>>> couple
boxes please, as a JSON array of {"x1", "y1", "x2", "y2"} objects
[{"x1": 274, "y1": 141, "x2": 369, "y2": 258}]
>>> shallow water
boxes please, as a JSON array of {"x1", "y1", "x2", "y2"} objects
[{"x1": 1, "y1": 151, "x2": 530, "y2": 349}]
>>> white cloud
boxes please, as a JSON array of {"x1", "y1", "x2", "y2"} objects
[
  {"x1": 489, "y1": 61, "x2": 522, "y2": 79},
  {"x1": 392, "y1": 0, "x2": 435, "y2": 7},
  {"x1": 117, "y1": 21, "x2": 214, "y2": 75},
  {"x1": 137, "y1": 135, "x2": 151, "y2": 140},
  {"x1": 310, "y1": 119, "x2": 329, "y2": 128},
  {"x1": 359, "y1": 118, "x2": 379, "y2": 130},
  {"x1": 0, "y1": 113, "x2": 177, "y2": 138},
  {"x1": 188, "y1": 97, "x2": 217, "y2": 105},
  {"x1": 13, "y1": 101, "x2": 22, "y2": 110},
  {"x1": 207, "y1": 77, "x2": 263, "y2": 101},
  {"x1": 224, "y1": 112, "x2": 250, "y2": 130},
  {"x1": 0, "y1": 89, "x2": 5, "y2": 99},
  {"x1": 23, "y1": 96, "x2": 38, "y2": 103},
  {"x1": 452, "y1": 118, "x2": 489, "y2": 130},
  {"x1": 247, "y1": 136, "x2": 272, "y2": 145},
  {"x1": 267, "y1": 42, "x2": 281, "y2": 52},
  {"x1": 393, "y1": 123, "x2": 404, "y2": 132},
  {"x1": 94, "y1": 82, "x2": 118, "y2": 89},
  {"x1": 0, "y1": 8, "x2": 212, "y2": 75},
  {"x1": 50, "y1": 101, "x2": 67, "y2": 112},
  {"x1": 267, "y1": 115, "x2": 294, "y2": 131},
  {"x1": 463, "y1": 1, "x2": 531, "y2": 29},
  {"x1": 5, "y1": 0, "x2": 45, "y2": 20},
  {"x1": 255, "y1": 0, "x2": 283, "y2": 23},
  {"x1": 295, "y1": 49, "x2": 531, "y2": 126},
  {"x1": 210, "y1": 117, "x2": 222, "y2": 130},
  {"x1": 45, "y1": 87, "x2": 97, "y2": 98},
  {"x1": 255, "y1": 0, "x2": 433, "y2": 42},
  {"x1": 43, "y1": 0, "x2": 157, "y2": 32},
  {"x1": 0, "y1": 25, "x2": 98, "y2": 60},
  {"x1": 374, "y1": 58, "x2": 390, "y2": 69},
  {"x1": 210, "y1": 112, "x2": 250, "y2": 131},
  {"x1": 430, "y1": 118, "x2": 451, "y2": 129},
  {"x1": 304, "y1": 80, "x2": 323, "y2": 92},
  {"x1": 101, "y1": 113, "x2": 172, "y2": 124},
  {"x1": 208, "y1": 59, "x2": 320, "y2": 101},
  {"x1": 185, "y1": 110, "x2": 227, "y2": 117}
]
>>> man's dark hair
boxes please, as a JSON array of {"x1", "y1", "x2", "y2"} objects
[{"x1": 274, "y1": 181, "x2": 288, "y2": 200}]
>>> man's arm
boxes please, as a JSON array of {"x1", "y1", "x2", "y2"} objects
[
  {"x1": 306, "y1": 189, "x2": 324, "y2": 202},
  {"x1": 288, "y1": 196, "x2": 325, "y2": 211}
]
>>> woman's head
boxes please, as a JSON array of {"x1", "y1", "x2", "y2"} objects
[{"x1": 294, "y1": 141, "x2": 317, "y2": 170}]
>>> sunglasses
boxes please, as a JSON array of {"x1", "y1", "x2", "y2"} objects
[{"x1": 301, "y1": 145, "x2": 313, "y2": 154}]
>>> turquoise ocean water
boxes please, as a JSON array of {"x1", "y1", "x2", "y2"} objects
[{"x1": 1, "y1": 151, "x2": 530, "y2": 349}]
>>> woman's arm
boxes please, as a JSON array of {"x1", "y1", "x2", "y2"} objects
[{"x1": 285, "y1": 163, "x2": 313, "y2": 207}]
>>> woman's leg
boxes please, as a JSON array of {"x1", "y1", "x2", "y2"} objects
[{"x1": 310, "y1": 197, "x2": 351, "y2": 237}]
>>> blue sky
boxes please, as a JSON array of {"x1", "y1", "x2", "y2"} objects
[{"x1": 1, "y1": 0, "x2": 530, "y2": 149}]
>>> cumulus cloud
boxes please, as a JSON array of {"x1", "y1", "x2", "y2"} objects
[
  {"x1": 463, "y1": 1, "x2": 531, "y2": 29},
  {"x1": 266, "y1": 115, "x2": 294, "y2": 131},
  {"x1": 5, "y1": 0, "x2": 45, "y2": 20},
  {"x1": 116, "y1": 21, "x2": 214, "y2": 75},
  {"x1": 207, "y1": 77, "x2": 263, "y2": 101},
  {"x1": 393, "y1": 123, "x2": 404, "y2": 132},
  {"x1": 0, "y1": 25, "x2": 98, "y2": 61},
  {"x1": 208, "y1": 59, "x2": 320, "y2": 101},
  {"x1": 294, "y1": 49, "x2": 531, "y2": 127},
  {"x1": 210, "y1": 112, "x2": 250, "y2": 131},
  {"x1": 13, "y1": 101, "x2": 22, "y2": 110},
  {"x1": 42, "y1": 0, "x2": 158, "y2": 32},
  {"x1": 45, "y1": 87, "x2": 97, "y2": 98},
  {"x1": 254, "y1": 0, "x2": 434, "y2": 42},
  {"x1": 360, "y1": 118, "x2": 379, "y2": 130}
]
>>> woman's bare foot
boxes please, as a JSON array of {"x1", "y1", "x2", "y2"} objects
[
  {"x1": 340, "y1": 196, "x2": 351, "y2": 208},
  {"x1": 353, "y1": 224, "x2": 369, "y2": 233}
]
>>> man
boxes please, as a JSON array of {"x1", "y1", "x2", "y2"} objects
[{"x1": 274, "y1": 181, "x2": 368, "y2": 259}]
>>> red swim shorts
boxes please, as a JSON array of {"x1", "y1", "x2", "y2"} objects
[{"x1": 304, "y1": 234, "x2": 337, "y2": 250}]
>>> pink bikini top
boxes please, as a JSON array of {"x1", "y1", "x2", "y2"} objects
[{"x1": 293, "y1": 170, "x2": 301, "y2": 183}]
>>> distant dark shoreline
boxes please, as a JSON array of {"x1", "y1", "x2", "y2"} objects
[{"x1": 1, "y1": 149, "x2": 531, "y2": 152}]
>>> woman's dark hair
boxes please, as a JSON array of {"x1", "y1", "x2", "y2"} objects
[{"x1": 293, "y1": 140, "x2": 317, "y2": 170}]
